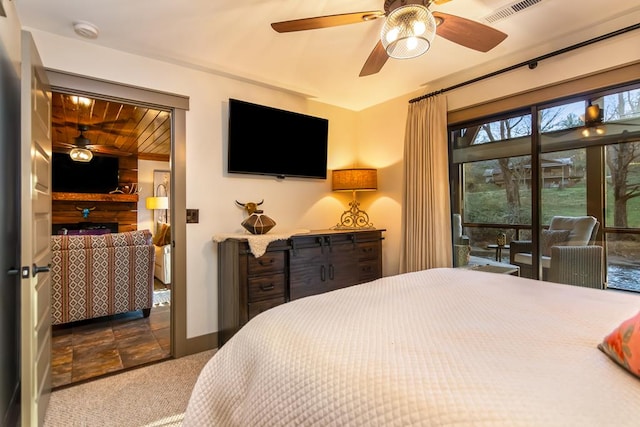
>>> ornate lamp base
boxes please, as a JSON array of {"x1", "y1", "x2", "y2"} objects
[{"x1": 333, "y1": 199, "x2": 374, "y2": 230}]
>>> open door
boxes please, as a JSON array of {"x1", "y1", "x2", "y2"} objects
[{"x1": 20, "y1": 31, "x2": 52, "y2": 426}]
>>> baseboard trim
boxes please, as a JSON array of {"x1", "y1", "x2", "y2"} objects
[{"x1": 181, "y1": 332, "x2": 218, "y2": 357}]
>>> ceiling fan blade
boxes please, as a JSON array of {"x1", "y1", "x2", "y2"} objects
[
  {"x1": 432, "y1": 0, "x2": 453, "y2": 4},
  {"x1": 271, "y1": 11, "x2": 384, "y2": 33},
  {"x1": 433, "y1": 12, "x2": 507, "y2": 52},
  {"x1": 87, "y1": 145, "x2": 133, "y2": 156},
  {"x1": 359, "y1": 40, "x2": 389, "y2": 77}
]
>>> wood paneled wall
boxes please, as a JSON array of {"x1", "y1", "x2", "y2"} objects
[{"x1": 51, "y1": 155, "x2": 139, "y2": 233}]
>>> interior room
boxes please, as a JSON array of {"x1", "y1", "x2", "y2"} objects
[
  {"x1": 48, "y1": 93, "x2": 173, "y2": 387},
  {"x1": 2, "y1": 0, "x2": 640, "y2": 425}
]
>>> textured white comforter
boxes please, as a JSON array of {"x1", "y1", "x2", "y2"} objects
[{"x1": 184, "y1": 268, "x2": 640, "y2": 426}]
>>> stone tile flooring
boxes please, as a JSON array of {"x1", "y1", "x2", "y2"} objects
[{"x1": 51, "y1": 302, "x2": 170, "y2": 389}]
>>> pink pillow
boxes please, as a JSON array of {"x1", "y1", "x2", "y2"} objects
[{"x1": 598, "y1": 311, "x2": 640, "y2": 378}]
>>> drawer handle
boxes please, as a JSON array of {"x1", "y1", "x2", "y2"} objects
[
  {"x1": 260, "y1": 284, "x2": 275, "y2": 291},
  {"x1": 320, "y1": 265, "x2": 326, "y2": 281},
  {"x1": 258, "y1": 258, "x2": 275, "y2": 266}
]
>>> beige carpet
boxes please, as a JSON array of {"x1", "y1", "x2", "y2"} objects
[{"x1": 44, "y1": 349, "x2": 216, "y2": 427}]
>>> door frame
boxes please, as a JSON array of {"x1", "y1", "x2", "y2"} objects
[{"x1": 46, "y1": 70, "x2": 190, "y2": 357}]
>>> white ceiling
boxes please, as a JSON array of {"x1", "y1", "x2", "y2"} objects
[{"x1": 14, "y1": 0, "x2": 640, "y2": 111}]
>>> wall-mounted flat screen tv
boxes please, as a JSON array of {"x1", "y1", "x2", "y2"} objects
[
  {"x1": 52, "y1": 152, "x2": 119, "y2": 193},
  {"x1": 228, "y1": 98, "x2": 329, "y2": 179}
]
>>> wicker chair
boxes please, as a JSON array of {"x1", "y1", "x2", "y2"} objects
[
  {"x1": 452, "y1": 214, "x2": 471, "y2": 267},
  {"x1": 509, "y1": 216, "x2": 604, "y2": 289}
]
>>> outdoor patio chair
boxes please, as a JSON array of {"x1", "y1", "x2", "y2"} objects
[{"x1": 509, "y1": 215, "x2": 604, "y2": 289}]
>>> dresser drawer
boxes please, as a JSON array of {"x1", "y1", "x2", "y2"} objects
[
  {"x1": 247, "y1": 273, "x2": 286, "y2": 302},
  {"x1": 248, "y1": 297, "x2": 286, "y2": 320},
  {"x1": 248, "y1": 251, "x2": 285, "y2": 276},
  {"x1": 358, "y1": 260, "x2": 381, "y2": 283},
  {"x1": 357, "y1": 241, "x2": 380, "y2": 261}
]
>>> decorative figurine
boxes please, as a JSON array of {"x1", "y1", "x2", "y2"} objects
[{"x1": 235, "y1": 200, "x2": 276, "y2": 235}]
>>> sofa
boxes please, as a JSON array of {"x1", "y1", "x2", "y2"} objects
[{"x1": 50, "y1": 230, "x2": 156, "y2": 325}]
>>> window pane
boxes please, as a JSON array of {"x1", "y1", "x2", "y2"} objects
[
  {"x1": 453, "y1": 113, "x2": 531, "y2": 148},
  {"x1": 606, "y1": 232, "x2": 640, "y2": 292},
  {"x1": 539, "y1": 101, "x2": 585, "y2": 132},
  {"x1": 463, "y1": 156, "x2": 532, "y2": 225},
  {"x1": 605, "y1": 141, "x2": 640, "y2": 229},
  {"x1": 540, "y1": 149, "x2": 587, "y2": 223},
  {"x1": 602, "y1": 88, "x2": 640, "y2": 121}
]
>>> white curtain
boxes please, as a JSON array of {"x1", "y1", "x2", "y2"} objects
[{"x1": 399, "y1": 95, "x2": 452, "y2": 273}]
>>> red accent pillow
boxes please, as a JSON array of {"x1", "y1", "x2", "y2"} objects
[{"x1": 598, "y1": 311, "x2": 640, "y2": 378}]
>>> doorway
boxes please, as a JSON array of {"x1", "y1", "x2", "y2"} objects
[{"x1": 46, "y1": 83, "x2": 184, "y2": 387}]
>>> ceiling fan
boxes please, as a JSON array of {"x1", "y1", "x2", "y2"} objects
[
  {"x1": 271, "y1": 0, "x2": 508, "y2": 76},
  {"x1": 56, "y1": 124, "x2": 133, "y2": 162}
]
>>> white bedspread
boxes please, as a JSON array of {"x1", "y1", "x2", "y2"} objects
[{"x1": 184, "y1": 268, "x2": 640, "y2": 426}]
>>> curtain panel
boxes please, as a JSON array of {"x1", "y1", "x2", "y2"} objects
[{"x1": 400, "y1": 95, "x2": 452, "y2": 273}]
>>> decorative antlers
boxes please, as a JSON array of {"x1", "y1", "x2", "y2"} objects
[{"x1": 235, "y1": 200, "x2": 264, "y2": 215}]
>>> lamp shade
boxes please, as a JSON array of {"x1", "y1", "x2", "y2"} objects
[
  {"x1": 332, "y1": 168, "x2": 377, "y2": 192},
  {"x1": 146, "y1": 196, "x2": 168, "y2": 210}
]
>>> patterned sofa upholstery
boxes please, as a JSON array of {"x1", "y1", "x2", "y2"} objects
[{"x1": 50, "y1": 230, "x2": 156, "y2": 325}]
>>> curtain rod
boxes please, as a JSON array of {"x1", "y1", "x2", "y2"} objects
[{"x1": 408, "y1": 22, "x2": 640, "y2": 104}]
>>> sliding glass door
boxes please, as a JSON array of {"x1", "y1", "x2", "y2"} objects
[{"x1": 451, "y1": 81, "x2": 640, "y2": 291}]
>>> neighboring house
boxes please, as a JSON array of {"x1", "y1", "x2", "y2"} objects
[{"x1": 485, "y1": 157, "x2": 583, "y2": 188}]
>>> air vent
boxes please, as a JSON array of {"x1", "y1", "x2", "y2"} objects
[{"x1": 483, "y1": 0, "x2": 543, "y2": 24}]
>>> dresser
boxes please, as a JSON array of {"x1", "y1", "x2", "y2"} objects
[{"x1": 217, "y1": 229, "x2": 384, "y2": 346}]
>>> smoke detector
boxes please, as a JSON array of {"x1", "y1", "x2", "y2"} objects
[{"x1": 73, "y1": 21, "x2": 99, "y2": 39}]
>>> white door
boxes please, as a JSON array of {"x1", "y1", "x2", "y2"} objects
[{"x1": 20, "y1": 30, "x2": 52, "y2": 427}]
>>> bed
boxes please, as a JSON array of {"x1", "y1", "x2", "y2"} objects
[{"x1": 184, "y1": 268, "x2": 640, "y2": 426}]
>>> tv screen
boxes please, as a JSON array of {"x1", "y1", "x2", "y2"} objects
[
  {"x1": 52, "y1": 152, "x2": 120, "y2": 193},
  {"x1": 228, "y1": 98, "x2": 329, "y2": 179}
]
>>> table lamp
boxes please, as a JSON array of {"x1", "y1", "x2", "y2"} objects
[{"x1": 332, "y1": 168, "x2": 377, "y2": 229}]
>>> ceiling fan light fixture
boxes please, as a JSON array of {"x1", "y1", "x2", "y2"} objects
[
  {"x1": 69, "y1": 147, "x2": 93, "y2": 162},
  {"x1": 584, "y1": 103, "x2": 603, "y2": 127},
  {"x1": 381, "y1": 5, "x2": 436, "y2": 59}
]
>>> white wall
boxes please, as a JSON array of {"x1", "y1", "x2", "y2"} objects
[
  {"x1": 27, "y1": 29, "x2": 359, "y2": 338},
  {"x1": 0, "y1": 0, "x2": 22, "y2": 76},
  {"x1": 21, "y1": 23, "x2": 640, "y2": 341},
  {"x1": 137, "y1": 159, "x2": 171, "y2": 234}
]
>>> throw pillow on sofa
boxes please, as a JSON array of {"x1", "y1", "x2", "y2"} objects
[{"x1": 153, "y1": 222, "x2": 171, "y2": 246}]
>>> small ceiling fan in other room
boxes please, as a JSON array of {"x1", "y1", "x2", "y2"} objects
[
  {"x1": 271, "y1": 0, "x2": 508, "y2": 76},
  {"x1": 57, "y1": 124, "x2": 132, "y2": 162}
]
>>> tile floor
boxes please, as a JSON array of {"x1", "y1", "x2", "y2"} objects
[{"x1": 51, "y1": 290, "x2": 171, "y2": 389}]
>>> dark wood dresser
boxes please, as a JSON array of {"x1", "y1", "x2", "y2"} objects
[{"x1": 217, "y1": 229, "x2": 384, "y2": 346}]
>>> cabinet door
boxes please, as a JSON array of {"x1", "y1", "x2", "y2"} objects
[
  {"x1": 289, "y1": 245, "x2": 328, "y2": 300},
  {"x1": 326, "y1": 242, "x2": 358, "y2": 291}
]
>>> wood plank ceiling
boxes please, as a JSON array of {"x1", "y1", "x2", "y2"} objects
[{"x1": 51, "y1": 92, "x2": 171, "y2": 162}]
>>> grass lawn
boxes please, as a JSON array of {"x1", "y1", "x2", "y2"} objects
[{"x1": 465, "y1": 184, "x2": 640, "y2": 227}]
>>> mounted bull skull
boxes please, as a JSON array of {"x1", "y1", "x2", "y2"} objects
[
  {"x1": 75, "y1": 206, "x2": 96, "y2": 219},
  {"x1": 235, "y1": 199, "x2": 264, "y2": 215}
]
